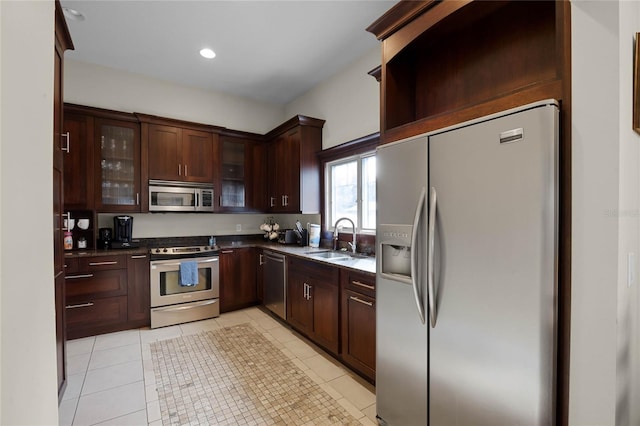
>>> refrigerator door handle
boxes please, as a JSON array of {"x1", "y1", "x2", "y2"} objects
[
  {"x1": 411, "y1": 186, "x2": 427, "y2": 325},
  {"x1": 428, "y1": 186, "x2": 438, "y2": 327}
]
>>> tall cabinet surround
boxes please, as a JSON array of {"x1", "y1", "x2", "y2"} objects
[
  {"x1": 367, "y1": 0, "x2": 571, "y2": 424},
  {"x1": 54, "y1": 0, "x2": 74, "y2": 400}
]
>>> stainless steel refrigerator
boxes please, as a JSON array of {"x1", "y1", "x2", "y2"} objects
[{"x1": 376, "y1": 100, "x2": 558, "y2": 425}]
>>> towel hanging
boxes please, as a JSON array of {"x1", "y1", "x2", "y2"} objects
[{"x1": 179, "y1": 261, "x2": 199, "y2": 286}]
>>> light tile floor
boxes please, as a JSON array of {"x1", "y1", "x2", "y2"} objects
[{"x1": 59, "y1": 306, "x2": 377, "y2": 426}]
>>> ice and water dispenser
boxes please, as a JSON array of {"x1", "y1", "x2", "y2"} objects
[{"x1": 378, "y1": 224, "x2": 414, "y2": 282}]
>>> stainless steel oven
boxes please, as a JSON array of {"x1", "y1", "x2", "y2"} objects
[{"x1": 150, "y1": 245, "x2": 219, "y2": 328}]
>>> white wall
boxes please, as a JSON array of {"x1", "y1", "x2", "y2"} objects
[
  {"x1": 284, "y1": 47, "x2": 381, "y2": 149},
  {"x1": 616, "y1": 3, "x2": 640, "y2": 425},
  {"x1": 65, "y1": 60, "x2": 285, "y2": 135},
  {"x1": 0, "y1": 1, "x2": 59, "y2": 424},
  {"x1": 570, "y1": 1, "x2": 640, "y2": 425}
]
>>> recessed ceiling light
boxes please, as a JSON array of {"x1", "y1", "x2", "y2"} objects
[
  {"x1": 199, "y1": 48, "x2": 216, "y2": 59},
  {"x1": 62, "y1": 7, "x2": 85, "y2": 21}
]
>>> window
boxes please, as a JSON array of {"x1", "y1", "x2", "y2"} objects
[{"x1": 326, "y1": 152, "x2": 376, "y2": 232}]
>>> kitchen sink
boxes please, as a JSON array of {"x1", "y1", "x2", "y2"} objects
[{"x1": 308, "y1": 251, "x2": 352, "y2": 261}]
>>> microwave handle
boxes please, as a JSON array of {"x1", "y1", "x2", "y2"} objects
[{"x1": 195, "y1": 191, "x2": 199, "y2": 207}]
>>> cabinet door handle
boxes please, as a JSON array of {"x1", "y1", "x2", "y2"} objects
[
  {"x1": 66, "y1": 302, "x2": 94, "y2": 309},
  {"x1": 350, "y1": 296, "x2": 373, "y2": 307},
  {"x1": 61, "y1": 132, "x2": 70, "y2": 153},
  {"x1": 136, "y1": 192, "x2": 140, "y2": 205},
  {"x1": 259, "y1": 254, "x2": 264, "y2": 265},
  {"x1": 221, "y1": 250, "x2": 233, "y2": 254},
  {"x1": 131, "y1": 255, "x2": 147, "y2": 259},
  {"x1": 65, "y1": 274, "x2": 94, "y2": 279},
  {"x1": 352, "y1": 280, "x2": 375, "y2": 290},
  {"x1": 303, "y1": 283, "x2": 307, "y2": 299},
  {"x1": 284, "y1": 195, "x2": 289, "y2": 206},
  {"x1": 184, "y1": 164, "x2": 188, "y2": 176},
  {"x1": 270, "y1": 197, "x2": 276, "y2": 207},
  {"x1": 89, "y1": 261, "x2": 118, "y2": 266},
  {"x1": 178, "y1": 164, "x2": 182, "y2": 176}
]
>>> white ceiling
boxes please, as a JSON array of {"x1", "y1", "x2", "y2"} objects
[{"x1": 60, "y1": 0, "x2": 395, "y2": 105}]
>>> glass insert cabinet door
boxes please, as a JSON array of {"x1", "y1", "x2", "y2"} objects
[
  {"x1": 95, "y1": 118, "x2": 141, "y2": 212},
  {"x1": 220, "y1": 139, "x2": 246, "y2": 208}
]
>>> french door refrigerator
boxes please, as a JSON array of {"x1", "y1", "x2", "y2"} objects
[{"x1": 376, "y1": 100, "x2": 558, "y2": 425}]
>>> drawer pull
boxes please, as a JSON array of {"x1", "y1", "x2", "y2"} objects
[
  {"x1": 221, "y1": 250, "x2": 234, "y2": 254},
  {"x1": 131, "y1": 255, "x2": 147, "y2": 259},
  {"x1": 350, "y1": 296, "x2": 373, "y2": 307},
  {"x1": 89, "y1": 261, "x2": 118, "y2": 266},
  {"x1": 66, "y1": 274, "x2": 94, "y2": 279},
  {"x1": 352, "y1": 280, "x2": 374, "y2": 290},
  {"x1": 66, "y1": 302, "x2": 94, "y2": 309}
]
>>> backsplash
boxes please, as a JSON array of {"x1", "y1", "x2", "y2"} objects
[{"x1": 97, "y1": 213, "x2": 321, "y2": 239}]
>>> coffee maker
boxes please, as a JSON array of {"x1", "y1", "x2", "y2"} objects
[
  {"x1": 98, "y1": 227, "x2": 112, "y2": 249},
  {"x1": 112, "y1": 215, "x2": 137, "y2": 248}
]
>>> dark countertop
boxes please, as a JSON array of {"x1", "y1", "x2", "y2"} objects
[
  {"x1": 64, "y1": 236, "x2": 376, "y2": 274},
  {"x1": 248, "y1": 242, "x2": 376, "y2": 275},
  {"x1": 64, "y1": 247, "x2": 148, "y2": 258}
]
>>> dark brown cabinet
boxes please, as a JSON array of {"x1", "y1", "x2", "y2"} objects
[
  {"x1": 127, "y1": 253, "x2": 150, "y2": 326},
  {"x1": 65, "y1": 255, "x2": 128, "y2": 339},
  {"x1": 367, "y1": 1, "x2": 570, "y2": 145},
  {"x1": 54, "y1": 0, "x2": 74, "y2": 400},
  {"x1": 287, "y1": 257, "x2": 339, "y2": 354},
  {"x1": 266, "y1": 116, "x2": 325, "y2": 214},
  {"x1": 216, "y1": 132, "x2": 265, "y2": 212},
  {"x1": 220, "y1": 247, "x2": 258, "y2": 312},
  {"x1": 145, "y1": 123, "x2": 214, "y2": 184},
  {"x1": 64, "y1": 252, "x2": 150, "y2": 339},
  {"x1": 63, "y1": 112, "x2": 94, "y2": 210},
  {"x1": 94, "y1": 117, "x2": 142, "y2": 212},
  {"x1": 340, "y1": 270, "x2": 376, "y2": 382}
]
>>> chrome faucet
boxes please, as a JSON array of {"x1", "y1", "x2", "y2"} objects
[{"x1": 333, "y1": 217, "x2": 357, "y2": 254}]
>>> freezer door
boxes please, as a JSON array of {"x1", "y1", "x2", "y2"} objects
[
  {"x1": 428, "y1": 102, "x2": 558, "y2": 425},
  {"x1": 376, "y1": 136, "x2": 429, "y2": 426}
]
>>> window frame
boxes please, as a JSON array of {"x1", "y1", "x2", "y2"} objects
[{"x1": 317, "y1": 133, "x2": 379, "y2": 234}]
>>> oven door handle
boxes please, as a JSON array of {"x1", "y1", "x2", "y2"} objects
[
  {"x1": 150, "y1": 257, "x2": 219, "y2": 269},
  {"x1": 152, "y1": 299, "x2": 218, "y2": 312}
]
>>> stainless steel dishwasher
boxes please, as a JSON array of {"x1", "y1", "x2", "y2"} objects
[{"x1": 263, "y1": 250, "x2": 287, "y2": 320}]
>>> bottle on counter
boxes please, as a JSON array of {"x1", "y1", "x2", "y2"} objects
[{"x1": 64, "y1": 231, "x2": 73, "y2": 250}]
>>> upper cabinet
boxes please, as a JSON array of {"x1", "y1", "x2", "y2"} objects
[
  {"x1": 63, "y1": 111, "x2": 94, "y2": 210},
  {"x1": 367, "y1": 0, "x2": 570, "y2": 144},
  {"x1": 216, "y1": 130, "x2": 266, "y2": 212},
  {"x1": 266, "y1": 116, "x2": 325, "y2": 214},
  {"x1": 63, "y1": 104, "x2": 142, "y2": 213},
  {"x1": 94, "y1": 116, "x2": 142, "y2": 212},
  {"x1": 139, "y1": 115, "x2": 217, "y2": 185}
]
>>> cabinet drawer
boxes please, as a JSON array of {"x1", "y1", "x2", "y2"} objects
[
  {"x1": 344, "y1": 270, "x2": 376, "y2": 297},
  {"x1": 289, "y1": 257, "x2": 336, "y2": 283},
  {"x1": 66, "y1": 296, "x2": 128, "y2": 330},
  {"x1": 79, "y1": 255, "x2": 126, "y2": 272},
  {"x1": 65, "y1": 269, "x2": 127, "y2": 302},
  {"x1": 64, "y1": 257, "x2": 79, "y2": 274}
]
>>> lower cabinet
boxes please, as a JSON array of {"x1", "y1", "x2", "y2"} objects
[
  {"x1": 287, "y1": 257, "x2": 340, "y2": 355},
  {"x1": 340, "y1": 270, "x2": 376, "y2": 382},
  {"x1": 64, "y1": 252, "x2": 150, "y2": 339},
  {"x1": 220, "y1": 247, "x2": 258, "y2": 313},
  {"x1": 127, "y1": 253, "x2": 150, "y2": 326}
]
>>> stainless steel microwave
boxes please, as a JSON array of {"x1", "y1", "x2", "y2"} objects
[{"x1": 149, "y1": 180, "x2": 214, "y2": 212}]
